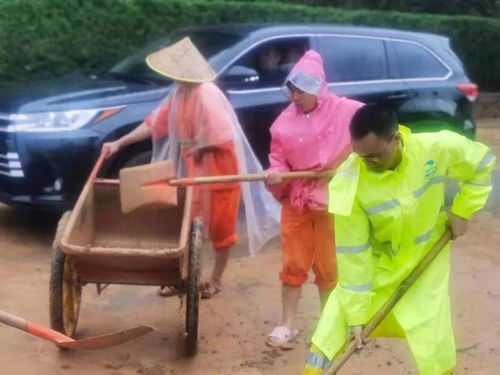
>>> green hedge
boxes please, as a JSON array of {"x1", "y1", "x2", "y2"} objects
[
  {"x1": 1, "y1": 0, "x2": 500, "y2": 89},
  {"x1": 226, "y1": 0, "x2": 500, "y2": 17}
]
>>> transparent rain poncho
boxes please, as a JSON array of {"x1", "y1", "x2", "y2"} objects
[
  {"x1": 147, "y1": 82, "x2": 280, "y2": 256},
  {"x1": 282, "y1": 69, "x2": 323, "y2": 98}
]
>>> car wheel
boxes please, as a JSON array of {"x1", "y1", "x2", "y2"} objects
[{"x1": 122, "y1": 151, "x2": 152, "y2": 169}]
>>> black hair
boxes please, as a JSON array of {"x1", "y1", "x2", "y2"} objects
[{"x1": 350, "y1": 103, "x2": 398, "y2": 140}]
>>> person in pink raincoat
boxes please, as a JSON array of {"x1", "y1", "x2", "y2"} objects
[{"x1": 265, "y1": 50, "x2": 364, "y2": 348}]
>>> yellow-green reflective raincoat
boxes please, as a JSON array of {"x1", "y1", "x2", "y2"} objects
[{"x1": 305, "y1": 127, "x2": 495, "y2": 375}]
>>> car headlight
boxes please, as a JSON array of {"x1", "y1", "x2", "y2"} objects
[{"x1": 7, "y1": 107, "x2": 123, "y2": 132}]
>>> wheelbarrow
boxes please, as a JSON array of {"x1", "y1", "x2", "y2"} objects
[{"x1": 50, "y1": 151, "x2": 202, "y2": 355}]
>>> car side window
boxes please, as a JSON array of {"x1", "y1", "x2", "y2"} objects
[
  {"x1": 221, "y1": 38, "x2": 310, "y2": 90},
  {"x1": 393, "y1": 41, "x2": 449, "y2": 79},
  {"x1": 317, "y1": 36, "x2": 388, "y2": 82}
]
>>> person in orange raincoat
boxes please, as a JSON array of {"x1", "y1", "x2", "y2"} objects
[{"x1": 104, "y1": 37, "x2": 279, "y2": 298}]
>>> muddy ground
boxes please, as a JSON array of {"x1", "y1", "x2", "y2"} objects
[{"x1": 1, "y1": 120, "x2": 499, "y2": 375}]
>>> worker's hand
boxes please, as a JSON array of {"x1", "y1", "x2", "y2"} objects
[
  {"x1": 102, "y1": 140, "x2": 122, "y2": 158},
  {"x1": 349, "y1": 325, "x2": 364, "y2": 349},
  {"x1": 265, "y1": 171, "x2": 283, "y2": 186},
  {"x1": 448, "y1": 212, "x2": 469, "y2": 240}
]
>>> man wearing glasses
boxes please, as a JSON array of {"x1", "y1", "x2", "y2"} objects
[{"x1": 303, "y1": 103, "x2": 495, "y2": 375}]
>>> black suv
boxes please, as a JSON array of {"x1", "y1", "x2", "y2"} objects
[{"x1": 0, "y1": 24, "x2": 478, "y2": 211}]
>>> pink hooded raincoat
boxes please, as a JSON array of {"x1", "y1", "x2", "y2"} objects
[{"x1": 267, "y1": 50, "x2": 363, "y2": 211}]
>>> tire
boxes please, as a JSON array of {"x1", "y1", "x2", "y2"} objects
[
  {"x1": 49, "y1": 211, "x2": 82, "y2": 338},
  {"x1": 52, "y1": 211, "x2": 71, "y2": 250},
  {"x1": 185, "y1": 218, "x2": 202, "y2": 356},
  {"x1": 122, "y1": 151, "x2": 152, "y2": 168}
]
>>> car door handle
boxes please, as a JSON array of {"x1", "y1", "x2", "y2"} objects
[{"x1": 387, "y1": 92, "x2": 409, "y2": 100}]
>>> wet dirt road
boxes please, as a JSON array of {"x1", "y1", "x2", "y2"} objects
[{"x1": 1, "y1": 121, "x2": 499, "y2": 375}]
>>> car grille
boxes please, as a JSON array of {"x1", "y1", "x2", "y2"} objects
[{"x1": 0, "y1": 113, "x2": 10, "y2": 128}]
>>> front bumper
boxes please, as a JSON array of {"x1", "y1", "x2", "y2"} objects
[{"x1": 0, "y1": 125, "x2": 100, "y2": 211}]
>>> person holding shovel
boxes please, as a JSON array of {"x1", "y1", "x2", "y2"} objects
[
  {"x1": 104, "y1": 37, "x2": 279, "y2": 298},
  {"x1": 303, "y1": 104, "x2": 495, "y2": 375},
  {"x1": 264, "y1": 50, "x2": 363, "y2": 348}
]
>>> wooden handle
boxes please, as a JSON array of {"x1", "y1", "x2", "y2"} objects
[
  {"x1": 326, "y1": 230, "x2": 452, "y2": 374},
  {"x1": 169, "y1": 170, "x2": 334, "y2": 186},
  {"x1": 86, "y1": 148, "x2": 110, "y2": 185},
  {"x1": 0, "y1": 310, "x2": 29, "y2": 332}
]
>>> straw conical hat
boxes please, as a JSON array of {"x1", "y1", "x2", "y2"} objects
[{"x1": 146, "y1": 37, "x2": 216, "y2": 83}]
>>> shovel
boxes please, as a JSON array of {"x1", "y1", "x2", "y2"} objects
[
  {"x1": 119, "y1": 160, "x2": 177, "y2": 214},
  {"x1": 0, "y1": 310, "x2": 154, "y2": 350},
  {"x1": 119, "y1": 159, "x2": 334, "y2": 213},
  {"x1": 325, "y1": 230, "x2": 452, "y2": 374}
]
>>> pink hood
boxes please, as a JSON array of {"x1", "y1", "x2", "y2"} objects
[{"x1": 267, "y1": 50, "x2": 363, "y2": 211}]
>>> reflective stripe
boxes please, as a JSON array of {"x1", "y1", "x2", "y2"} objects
[
  {"x1": 306, "y1": 352, "x2": 332, "y2": 370},
  {"x1": 476, "y1": 152, "x2": 495, "y2": 172},
  {"x1": 365, "y1": 199, "x2": 400, "y2": 215},
  {"x1": 415, "y1": 229, "x2": 433, "y2": 244},
  {"x1": 343, "y1": 283, "x2": 371, "y2": 292},
  {"x1": 413, "y1": 176, "x2": 445, "y2": 198},
  {"x1": 337, "y1": 242, "x2": 370, "y2": 254},
  {"x1": 463, "y1": 181, "x2": 492, "y2": 187}
]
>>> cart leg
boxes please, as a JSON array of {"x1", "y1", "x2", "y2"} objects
[{"x1": 185, "y1": 217, "x2": 202, "y2": 356}]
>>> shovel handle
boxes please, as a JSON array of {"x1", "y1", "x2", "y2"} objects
[
  {"x1": 0, "y1": 310, "x2": 72, "y2": 343},
  {"x1": 326, "y1": 230, "x2": 452, "y2": 374},
  {"x1": 0, "y1": 310, "x2": 28, "y2": 331},
  {"x1": 170, "y1": 170, "x2": 334, "y2": 186}
]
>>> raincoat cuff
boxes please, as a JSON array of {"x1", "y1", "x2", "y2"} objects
[
  {"x1": 337, "y1": 287, "x2": 373, "y2": 326},
  {"x1": 264, "y1": 167, "x2": 291, "y2": 200},
  {"x1": 450, "y1": 203, "x2": 473, "y2": 220},
  {"x1": 346, "y1": 314, "x2": 370, "y2": 327}
]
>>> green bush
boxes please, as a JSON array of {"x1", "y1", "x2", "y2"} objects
[
  {"x1": 0, "y1": 0, "x2": 499, "y2": 89},
  {"x1": 227, "y1": 0, "x2": 500, "y2": 17}
]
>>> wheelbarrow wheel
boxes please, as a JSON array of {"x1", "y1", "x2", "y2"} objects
[
  {"x1": 49, "y1": 211, "x2": 82, "y2": 338},
  {"x1": 185, "y1": 217, "x2": 202, "y2": 356}
]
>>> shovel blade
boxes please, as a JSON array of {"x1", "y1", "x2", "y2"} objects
[
  {"x1": 57, "y1": 325, "x2": 154, "y2": 350},
  {"x1": 120, "y1": 160, "x2": 178, "y2": 214}
]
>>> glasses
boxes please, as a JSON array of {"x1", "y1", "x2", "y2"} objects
[{"x1": 358, "y1": 133, "x2": 396, "y2": 162}]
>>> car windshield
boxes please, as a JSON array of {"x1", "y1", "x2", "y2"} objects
[{"x1": 106, "y1": 29, "x2": 244, "y2": 84}]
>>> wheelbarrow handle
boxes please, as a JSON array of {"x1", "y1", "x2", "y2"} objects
[
  {"x1": 86, "y1": 148, "x2": 110, "y2": 185},
  {"x1": 169, "y1": 170, "x2": 335, "y2": 186}
]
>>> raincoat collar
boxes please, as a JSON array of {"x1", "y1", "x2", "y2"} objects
[{"x1": 328, "y1": 126, "x2": 411, "y2": 216}]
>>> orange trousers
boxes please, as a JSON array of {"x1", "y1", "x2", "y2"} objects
[
  {"x1": 208, "y1": 187, "x2": 241, "y2": 250},
  {"x1": 188, "y1": 143, "x2": 241, "y2": 251},
  {"x1": 279, "y1": 204, "x2": 337, "y2": 290}
]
